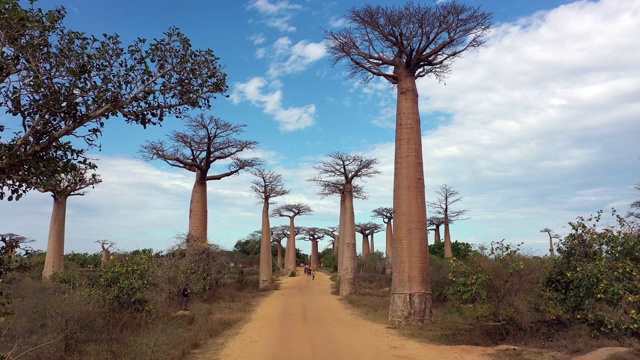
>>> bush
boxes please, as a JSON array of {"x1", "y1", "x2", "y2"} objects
[
  {"x1": 357, "y1": 251, "x2": 385, "y2": 274},
  {"x1": 545, "y1": 210, "x2": 640, "y2": 338},
  {"x1": 289, "y1": 270, "x2": 296, "y2": 277},
  {"x1": 429, "y1": 241, "x2": 475, "y2": 259}
]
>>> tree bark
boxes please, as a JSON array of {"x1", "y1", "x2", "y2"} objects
[
  {"x1": 276, "y1": 241, "x2": 283, "y2": 269},
  {"x1": 444, "y1": 220, "x2": 452, "y2": 258},
  {"x1": 101, "y1": 249, "x2": 109, "y2": 265},
  {"x1": 340, "y1": 184, "x2": 357, "y2": 296},
  {"x1": 284, "y1": 217, "x2": 297, "y2": 272},
  {"x1": 337, "y1": 191, "x2": 345, "y2": 274},
  {"x1": 385, "y1": 220, "x2": 393, "y2": 274},
  {"x1": 389, "y1": 71, "x2": 433, "y2": 325},
  {"x1": 370, "y1": 233, "x2": 375, "y2": 253},
  {"x1": 361, "y1": 234, "x2": 370, "y2": 256},
  {"x1": 259, "y1": 201, "x2": 272, "y2": 289},
  {"x1": 311, "y1": 240, "x2": 320, "y2": 270},
  {"x1": 188, "y1": 175, "x2": 208, "y2": 247},
  {"x1": 434, "y1": 225, "x2": 442, "y2": 244},
  {"x1": 42, "y1": 196, "x2": 68, "y2": 280}
]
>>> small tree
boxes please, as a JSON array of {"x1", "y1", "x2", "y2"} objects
[
  {"x1": 251, "y1": 168, "x2": 289, "y2": 289},
  {"x1": 39, "y1": 163, "x2": 101, "y2": 279},
  {"x1": 95, "y1": 240, "x2": 116, "y2": 266},
  {"x1": 139, "y1": 114, "x2": 262, "y2": 247},
  {"x1": 540, "y1": 228, "x2": 560, "y2": 257},
  {"x1": 271, "y1": 204, "x2": 312, "y2": 271},
  {"x1": 428, "y1": 185, "x2": 469, "y2": 258}
]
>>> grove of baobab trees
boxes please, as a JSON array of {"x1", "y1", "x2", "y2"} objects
[
  {"x1": 301, "y1": 227, "x2": 326, "y2": 271},
  {"x1": 139, "y1": 114, "x2": 262, "y2": 247},
  {"x1": 39, "y1": 164, "x2": 101, "y2": 279},
  {"x1": 250, "y1": 169, "x2": 289, "y2": 289},
  {"x1": 372, "y1": 207, "x2": 394, "y2": 273},
  {"x1": 428, "y1": 185, "x2": 469, "y2": 259},
  {"x1": 309, "y1": 151, "x2": 379, "y2": 295},
  {"x1": 325, "y1": 1, "x2": 492, "y2": 324},
  {"x1": 271, "y1": 204, "x2": 312, "y2": 272},
  {"x1": 356, "y1": 222, "x2": 383, "y2": 257},
  {"x1": 0, "y1": 1, "x2": 229, "y2": 201}
]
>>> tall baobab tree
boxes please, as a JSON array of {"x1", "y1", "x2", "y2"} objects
[
  {"x1": 301, "y1": 227, "x2": 326, "y2": 271},
  {"x1": 251, "y1": 168, "x2": 289, "y2": 289},
  {"x1": 271, "y1": 225, "x2": 289, "y2": 270},
  {"x1": 39, "y1": 164, "x2": 101, "y2": 279},
  {"x1": 309, "y1": 151, "x2": 379, "y2": 295},
  {"x1": 372, "y1": 207, "x2": 394, "y2": 273},
  {"x1": 95, "y1": 239, "x2": 115, "y2": 266},
  {"x1": 540, "y1": 228, "x2": 560, "y2": 257},
  {"x1": 139, "y1": 114, "x2": 261, "y2": 247},
  {"x1": 356, "y1": 222, "x2": 383, "y2": 256},
  {"x1": 428, "y1": 185, "x2": 469, "y2": 258},
  {"x1": 325, "y1": 2, "x2": 491, "y2": 324},
  {"x1": 428, "y1": 216, "x2": 445, "y2": 244},
  {"x1": 323, "y1": 226, "x2": 340, "y2": 253},
  {"x1": 271, "y1": 204, "x2": 312, "y2": 272}
]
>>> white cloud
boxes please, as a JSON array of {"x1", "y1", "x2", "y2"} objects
[
  {"x1": 247, "y1": 0, "x2": 302, "y2": 32},
  {"x1": 266, "y1": 37, "x2": 327, "y2": 77},
  {"x1": 230, "y1": 77, "x2": 316, "y2": 131}
]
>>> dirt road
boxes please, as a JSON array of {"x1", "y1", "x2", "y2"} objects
[{"x1": 210, "y1": 271, "x2": 494, "y2": 360}]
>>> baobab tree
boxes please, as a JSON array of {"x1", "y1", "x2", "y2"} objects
[
  {"x1": 271, "y1": 204, "x2": 312, "y2": 272},
  {"x1": 308, "y1": 151, "x2": 379, "y2": 295},
  {"x1": 428, "y1": 216, "x2": 445, "y2": 244},
  {"x1": 1, "y1": 2, "x2": 228, "y2": 200},
  {"x1": 356, "y1": 222, "x2": 383, "y2": 257},
  {"x1": 95, "y1": 239, "x2": 116, "y2": 266},
  {"x1": 39, "y1": 164, "x2": 101, "y2": 279},
  {"x1": 270, "y1": 225, "x2": 289, "y2": 270},
  {"x1": 540, "y1": 228, "x2": 560, "y2": 257},
  {"x1": 323, "y1": 226, "x2": 340, "y2": 253},
  {"x1": 428, "y1": 185, "x2": 469, "y2": 259},
  {"x1": 372, "y1": 207, "x2": 394, "y2": 273},
  {"x1": 139, "y1": 114, "x2": 261, "y2": 247},
  {"x1": 251, "y1": 169, "x2": 289, "y2": 289},
  {"x1": 325, "y1": 1, "x2": 491, "y2": 324},
  {"x1": 301, "y1": 227, "x2": 326, "y2": 271}
]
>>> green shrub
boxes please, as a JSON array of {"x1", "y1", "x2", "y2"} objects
[
  {"x1": 289, "y1": 270, "x2": 296, "y2": 277},
  {"x1": 545, "y1": 210, "x2": 640, "y2": 338},
  {"x1": 429, "y1": 241, "x2": 475, "y2": 259},
  {"x1": 357, "y1": 251, "x2": 385, "y2": 274}
]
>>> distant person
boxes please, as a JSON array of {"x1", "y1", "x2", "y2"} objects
[
  {"x1": 312, "y1": 270, "x2": 316, "y2": 280},
  {"x1": 182, "y1": 284, "x2": 190, "y2": 311}
]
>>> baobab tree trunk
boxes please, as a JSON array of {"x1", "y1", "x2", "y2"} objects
[
  {"x1": 434, "y1": 225, "x2": 442, "y2": 244},
  {"x1": 370, "y1": 233, "x2": 375, "y2": 253},
  {"x1": 549, "y1": 236, "x2": 555, "y2": 257},
  {"x1": 340, "y1": 184, "x2": 357, "y2": 296},
  {"x1": 259, "y1": 202, "x2": 272, "y2": 289},
  {"x1": 385, "y1": 220, "x2": 393, "y2": 274},
  {"x1": 284, "y1": 218, "x2": 297, "y2": 272},
  {"x1": 275, "y1": 240, "x2": 283, "y2": 269},
  {"x1": 188, "y1": 176, "x2": 208, "y2": 247},
  {"x1": 311, "y1": 240, "x2": 320, "y2": 270},
  {"x1": 361, "y1": 234, "x2": 370, "y2": 256},
  {"x1": 389, "y1": 71, "x2": 433, "y2": 325},
  {"x1": 337, "y1": 191, "x2": 345, "y2": 273},
  {"x1": 42, "y1": 196, "x2": 68, "y2": 280},
  {"x1": 444, "y1": 221, "x2": 452, "y2": 258},
  {"x1": 101, "y1": 249, "x2": 109, "y2": 265}
]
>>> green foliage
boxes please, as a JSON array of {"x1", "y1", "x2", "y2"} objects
[
  {"x1": 357, "y1": 251, "x2": 385, "y2": 274},
  {"x1": 429, "y1": 240, "x2": 475, "y2": 259},
  {"x1": 92, "y1": 251, "x2": 156, "y2": 313},
  {"x1": 64, "y1": 251, "x2": 101, "y2": 268},
  {"x1": 289, "y1": 270, "x2": 296, "y2": 277},
  {"x1": 0, "y1": 0, "x2": 228, "y2": 199},
  {"x1": 233, "y1": 238, "x2": 261, "y2": 255},
  {"x1": 320, "y1": 249, "x2": 337, "y2": 271},
  {"x1": 545, "y1": 210, "x2": 640, "y2": 337}
]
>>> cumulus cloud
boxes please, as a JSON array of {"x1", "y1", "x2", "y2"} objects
[
  {"x1": 247, "y1": 0, "x2": 302, "y2": 32},
  {"x1": 230, "y1": 77, "x2": 316, "y2": 131},
  {"x1": 266, "y1": 37, "x2": 327, "y2": 77}
]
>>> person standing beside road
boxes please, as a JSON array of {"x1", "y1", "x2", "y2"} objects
[{"x1": 182, "y1": 284, "x2": 190, "y2": 311}]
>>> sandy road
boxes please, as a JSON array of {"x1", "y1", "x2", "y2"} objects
[{"x1": 212, "y1": 270, "x2": 494, "y2": 360}]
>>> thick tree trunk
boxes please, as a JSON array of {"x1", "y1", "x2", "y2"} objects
[
  {"x1": 370, "y1": 233, "x2": 375, "y2": 253},
  {"x1": 434, "y1": 225, "x2": 442, "y2": 244},
  {"x1": 311, "y1": 240, "x2": 320, "y2": 270},
  {"x1": 42, "y1": 196, "x2": 68, "y2": 280},
  {"x1": 361, "y1": 234, "x2": 370, "y2": 256},
  {"x1": 188, "y1": 175, "x2": 208, "y2": 247},
  {"x1": 337, "y1": 191, "x2": 345, "y2": 273},
  {"x1": 385, "y1": 221, "x2": 393, "y2": 274},
  {"x1": 101, "y1": 249, "x2": 109, "y2": 265},
  {"x1": 340, "y1": 184, "x2": 357, "y2": 296},
  {"x1": 284, "y1": 218, "x2": 297, "y2": 272},
  {"x1": 549, "y1": 236, "x2": 555, "y2": 257},
  {"x1": 259, "y1": 202, "x2": 272, "y2": 289},
  {"x1": 276, "y1": 241, "x2": 283, "y2": 269},
  {"x1": 389, "y1": 71, "x2": 433, "y2": 325},
  {"x1": 444, "y1": 221, "x2": 452, "y2": 258}
]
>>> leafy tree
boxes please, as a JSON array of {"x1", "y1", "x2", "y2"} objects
[
  {"x1": 139, "y1": 114, "x2": 261, "y2": 247},
  {"x1": 250, "y1": 168, "x2": 288, "y2": 289},
  {"x1": 39, "y1": 163, "x2": 101, "y2": 279},
  {"x1": 308, "y1": 151, "x2": 379, "y2": 295},
  {"x1": 545, "y1": 210, "x2": 640, "y2": 337},
  {"x1": 429, "y1": 240, "x2": 474, "y2": 260},
  {"x1": 428, "y1": 185, "x2": 469, "y2": 258},
  {"x1": 233, "y1": 232, "x2": 261, "y2": 256},
  {"x1": 319, "y1": 247, "x2": 337, "y2": 271},
  {"x1": 325, "y1": 1, "x2": 491, "y2": 325},
  {"x1": 271, "y1": 204, "x2": 312, "y2": 271},
  {"x1": 357, "y1": 251, "x2": 386, "y2": 274},
  {"x1": 0, "y1": 1, "x2": 228, "y2": 200}
]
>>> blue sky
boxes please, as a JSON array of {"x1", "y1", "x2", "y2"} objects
[{"x1": 2, "y1": 0, "x2": 639, "y2": 257}]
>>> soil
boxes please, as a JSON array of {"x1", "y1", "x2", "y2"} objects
[{"x1": 190, "y1": 270, "x2": 638, "y2": 360}]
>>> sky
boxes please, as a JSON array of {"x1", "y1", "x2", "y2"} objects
[{"x1": 1, "y1": 0, "x2": 639, "y2": 257}]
